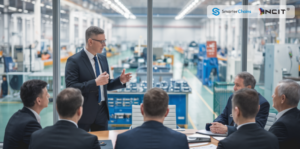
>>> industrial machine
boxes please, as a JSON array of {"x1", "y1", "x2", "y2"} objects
[{"x1": 264, "y1": 44, "x2": 300, "y2": 103}]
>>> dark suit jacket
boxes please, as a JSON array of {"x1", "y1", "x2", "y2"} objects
[
  {"x1": 3, "y1": 107, "x2": 42, "y2": 149},
  {"x1": 115, "y1": 121, "x2": 189, "y2": 149},
  {"x1": 214, "y1": 93, "x2": 270, "y2": 135},
  {"x1": 65, "y1": 49, "x2": 125, "y2": 124},
  {"x1": 269, "y1": 108, "x2": 300, "y2": 149},
  {"x1": 29, "y1": 120, "x2": 100, "y2": 149},
  {"x1": 217, "y1": 123, "x2": 279, "y2": 149}
]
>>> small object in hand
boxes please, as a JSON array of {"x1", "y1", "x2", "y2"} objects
[
  {"x1": 99, "y1": 142, "x2": 106, "y2": 146},
  {"x1": 206, "y1": 123, "x2": 212, "y2": 131}
]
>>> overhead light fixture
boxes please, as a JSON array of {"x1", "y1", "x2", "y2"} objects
[
  {"x1": 8, "y1": 7, "x2": 17, "y2": 11},
  {"x1": 103, "y1": 0, "x2": 136, "y2": 19},
  {"x1": 0, "y1": 5, "x2": 4, "y2": 8},
  {"x1": 175, "y1": 0, "x2": 202, "y2": 20},
  {"x1": 46, "y1": 5, "x2": 52, "y2": 9},
  {"x1": 40, "y1": 3, "x2": 45, "y2": 7},
  {"x1": 251, "y1": 1, "x2": 260, "y2": 5},
  {"x1": 60, "y1": 10, "x2": 66, "y2": 14},
  {"x1": 18, "y1": 9, "x2": 22, "y2": 12}
]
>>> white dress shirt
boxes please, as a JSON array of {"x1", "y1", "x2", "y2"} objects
[
  {"x1": 26, "y1": 107, "x2": 41, "y2": 123},
  {"x1": 84, "y1": 48, "x2": 106, "y2": 102},
  {"x1": 237, "y1": 122, "x2": 256, "y2": 130},
  {"x1": 276, "y1": 108, "x2": 293, "y2": 121},
  {"x1": 59, "y1": 119, "x2": 78, "y2": 128}
]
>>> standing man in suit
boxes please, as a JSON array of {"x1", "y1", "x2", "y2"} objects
[
  {"x1": 217, "y1": 88, "x2": 279, "y2": 149},
  {"x1": 210, "y1": 72, "x2": 269, "y2": 136},
  {"x1": 3, "y1": 80, "x2": 49, "y2": 149},
  {"x1": 269, "y1": 79, "x2": 300, "y2": 149},
  {"x1": 115, "y1": 88, "x2": 189, "y2": 149},
  {"x1": 29, "y1": 88, "x2": 100, "y2": 149},
  {"x1": 65, "y1": 26, "x2": 131, "y2": 131}
]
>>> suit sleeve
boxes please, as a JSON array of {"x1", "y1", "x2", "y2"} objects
[
  {"x1": 114, "y1": 135, "x2": 122, "y2": 149},
  {"x1": 269, "y1": 121, "x2": 288, "y2": 143},
  {"x1": 227, "y1": 126, "x2": 237, "y2": 136},
  {"x1": 65, "y1": 57, "x2": 98, "y2": 93},
  {"x1": 214, "y1": 96, "x2": 231, "y2": 125},
  {"x1": 180, "y1": 134, "x2": 189, "y2": 149},
  {"x1": 92, "y1": 136, "x2": 101, "y2": 149},
  {"x1": 104, "y1": 56, "x2": 126, "y2": 91},
  {"x1": 23, "y1": 121, "x2": 42, "y2": 146},
  {"x1": 255, "y1": 101, "x2": 270, "y2": 128},
  {"x1": 217, "y1": 140, "x2": 225, "y2": 149}
]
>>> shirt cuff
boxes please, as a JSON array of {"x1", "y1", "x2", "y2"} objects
[{"x1": 120, "y1": 80, "x2": 125, "y2": 85}]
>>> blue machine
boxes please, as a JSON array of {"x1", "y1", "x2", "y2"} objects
[{"x1": 197, "y1": 44, "x2": 219, "y2": 86}]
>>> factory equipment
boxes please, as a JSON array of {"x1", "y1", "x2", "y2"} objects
[
  {"x1": 197, "y1": 44, "x2": 219, "y2": 86},
  {"x1": 265, "y1": 44, "x2": 300, "y2": 103}
]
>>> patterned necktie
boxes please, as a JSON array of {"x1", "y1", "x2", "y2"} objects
[{"x1": 93, "y1": 56, "x2": 102, "y2": 103}]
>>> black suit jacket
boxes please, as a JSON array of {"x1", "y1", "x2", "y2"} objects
[
  {"x1": 3, "y1": 107, "x2": 42, "y2": 149},
  {"x1": 269, "y1": 108, "x2": 300, "y2": 149},
  {"x1": 217, "y1": 123, "x2": 279, "y2": 149},
  {"x1": 214, "y1": 93, "x2": 270, "y2": 135},
  {"x1": 29, "y1": 120, "x2": 100, "y2": 149},
  {"x1": 65, "y1": 49, "x2": 126, "y2": 124},
  {"x1": 115, "y1": 121, "x2": 189, "y2": 149}
]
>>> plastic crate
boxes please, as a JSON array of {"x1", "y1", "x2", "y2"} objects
[{"x1": 213, "y1": 82, "x2": 234, "y2": 119}]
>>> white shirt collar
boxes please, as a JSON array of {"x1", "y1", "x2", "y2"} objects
[
  {"x1": 84, "y1": 47, "x2": 96, "y2": 60},
  {"x1": 25, "y1": 107, "x2": 41, "y2": 123},
  {"x1": 237, "y1": 122, "x2": 256, "y2": 130},
  {"x1": 276, "y1": 108, "x2": 293, "y2": 121},
  {"x1": 59, "y1": 119, "x2": 78, "y2": 128}
]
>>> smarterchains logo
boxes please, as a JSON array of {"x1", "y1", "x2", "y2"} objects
[{"x1": 212, "y1": 8, "x2": 220, "y2": 16}]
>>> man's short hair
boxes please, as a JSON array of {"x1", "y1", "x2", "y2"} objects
[
  {"x1": 20, "y1": 80, "x2": 48, "y2": 107},
  {"x1": 232, "y1": 88, "x2": 259, "y2": 119},
  {"x1": 56, "y1": 88, "x2": 83, "y2": 118},
  {"x1": 85, "y1": 26, "x2": 104, "y2": 43},
  {"x1": 237, "y1": 72, "x2": 256, "y2": 89},
  {"x1": 277, "y1": 79, "x2": 300, "y2": 106},
  {"x1": 143, "y1": 88, "x2": 169, "y2": 118}
]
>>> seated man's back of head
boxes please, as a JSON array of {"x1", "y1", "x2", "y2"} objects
[
  {"x1": 115, "y1": 88, "x2": 189, "y2": 149},
  {"x1": 217, "y1": 88, "x2": 279, "y2": 149},
  {"x1": 29, "y1": 88, "x2": 100, "y2": 149},
  {"x1": 3, "y1": 80, "x2": 49, "y2": 149}
]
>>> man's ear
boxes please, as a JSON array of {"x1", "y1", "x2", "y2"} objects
[
  {"x1": 35, "y1": 97, "x2": 41, "y2": 106},
  {"x1": 140, "y1": 103, "x2": 144, "y2": 116},
  {"x1": 246, "y1": 85, "x2": 252, "y2": 89},
  {"x1": 164, "y1": 108, "x2": 169, "y2": 117},
  {"x1": 235, "y1": 107, "x2": 240, "y2": 117},
  {"x1": 281, "y1": 94, "x2": 287, "y2": 104}
]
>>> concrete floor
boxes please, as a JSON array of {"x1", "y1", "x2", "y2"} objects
[{"x1": 0, "y1": 48, "x2": 275, "y2": 142}]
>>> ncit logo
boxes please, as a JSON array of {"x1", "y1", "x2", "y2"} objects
[
  {"x1": 259, "y1": 7, "x2": 287, "y2": 15},
  {"x1": 259, "y1": 8, "x2": 264, "y2": 15},
  {"x1": 212, "y1": 8, "x2": 220, "y2": 16}
]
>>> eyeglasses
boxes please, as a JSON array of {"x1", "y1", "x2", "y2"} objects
[{"x1": 91, "y1": 39, "x2": 106, "y2": 44}]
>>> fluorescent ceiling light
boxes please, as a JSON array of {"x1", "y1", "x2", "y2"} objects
[
  {"x1": 0, "y1": 5, "x2": 4, "y2": 8},
  {"x1": 46, "y1": 5, "x2": 52, "y2": 9},
  {"x1": 18, "y1": 9, "x2": 22, "y2": 12},
  {"x1": 60, "y1": 10, "x2": 66, "y2": 14},
  {"x1": 9, "y1": 7, "x2": 17, "y2": 11},
  {"x1": 40, "y1": 3, "x2": 45, "y2": 7},
  {"x1": 102, "y1": 0, "x2": 136, "y2": 19},
  {"x1": 175, "y1": 0, "x2": 202, "y2": 20}
]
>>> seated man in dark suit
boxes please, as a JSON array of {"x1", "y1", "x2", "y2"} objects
[
  {"x1": 210, "y1": 72, "x2": 269, "y2": 136},
  {"x1": 3, "y1": 80, "x2": 49, "y2": 149},
  {"x1": 269, "y1": 79, "x2": 300, "y2": 149},
  {"x1": 217, "y1": 88, "x2": 279, "y2": 149},
  {"x1": 115, "y1": 88, "x2": 189, "y2": 149},
  {"x1": 29, "y1": 88, "x2": 100, "y2": 149}
]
